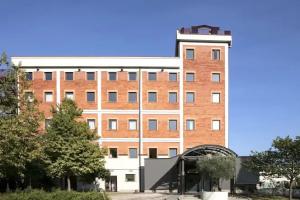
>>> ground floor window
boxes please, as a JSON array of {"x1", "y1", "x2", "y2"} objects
[
  {"x1": 149, "y1": 148, "x2": 157, "y2": 158},
  {"x1": 125, "y1": 174, "x2": 135, "y2": 182}
]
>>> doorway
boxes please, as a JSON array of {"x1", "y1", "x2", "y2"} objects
[{"x1": 105, "y1": 176, "x2": 117, "y2": 192}]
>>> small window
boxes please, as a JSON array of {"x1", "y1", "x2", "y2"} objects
[
  {"x1": 108, "y1": 72, "x2": 117, "y2": 81},
  {"x1": 169, "y1": 120, "x2": 177, "y2": 131},
  {"x1": 26, "y1": 72, "x2": 33, "y2": 81},
  {"x1": 129, "y1": 148, "x2": 137, "y2": 158},
  {"x1": 108, "y1": 92, "x2": 117, "y2": 102},
  {"x1": 44, "y1": 92, "x2": 53, "y2": 102},
  {"x1": 186, "y1": 119, "x2": 195, "y2": 131},
  {"x1": 148, "y1": 72, "x2": 157, "y2": 81},
  {"x1": 169, "y1": 73, "x2": 177, "y2": 81},
  {"x1": 125, "y1": 174, "x2": 135, "y2": 182},
  {"x1": 128, "y1": 119, "x2": 137, "y2": 130},
  {"x1": 186, "y1": 49, "x2": 194, "y2": 60},
  {"x1": 109, "y1": 148, "x2": 118, "y2": 158},
  {"x1": 24, "y1": 92, "x2": 34, "y2": 102},
  {"x1": 44, "y1": 72, "x2": 52, "y2": 80},
  {"x1": 149, "y1": 148, "x2": 157, "y2": 159},
  {"x1": 186, "y1": 92, "x2": 195, "y2": 103},
  {"x1": 87, "y1": 92, "x2": 95, "y2": 102},
  {"x1": 169, "y1": 148, "x2": 177, "y2": 158},
  {"x1": 212, "y1": 73, "x2": 220, "y2": 82},
  {"x1": 109, "y1": 119, "x2": 117, "y2": 130},
  {"x1": 87, "y1": 119, "x2": 96, "y2": 130},
  {"x1": 212, "y1": 49, "x2": 220, "y2": 60},
  {"x1": 128, "y1": 92, "x2": 137, "y2": 103},
  {"x1": 186, "y1": 73, "x2": 195, "y2": 82},
  {"x1": 169, "y1": 92, "x2": 177, "y2": 103},
  {"x1": 87, "y1": 72, "x2": 95, "y2": 80},
  {"x1": 65, "y1": 92, "x2": 74, "y2": 100},
  {"x1": 65, "y1": 72, "x2": 73, "y2": 80},
  {"x1": 148, "y1": 119, "x2": 157, "y2": 131},
  {"x1": 212, "y1": 93, "x2": 220, "y2": 103},
  {"x1": 212, "y1": 120, "x2": 220, "y2": 131},
  {"x1": 148, "y1": 92, "x2": 157, "y2": 102},
  {"x1": 45, "y1": 119, "x2": 51, "y2": 129},
  {"x1": 128, "y1": 72, "x2": 137, "y2": 81}
]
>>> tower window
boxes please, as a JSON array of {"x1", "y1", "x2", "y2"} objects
[
  {"x1": 186, "y1": 49, "x2": 194, "y2": 60},
  {"x1": 212, "y1": 49, "x2": 220, "y2": 60}
]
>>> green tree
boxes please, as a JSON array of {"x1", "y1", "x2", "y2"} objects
[
  {"x1": 247, "y1": 136, "x2": 300, "y2": 200},
  {"x1": 42, "y1": 99, "x2": 108, "y2": 191}
]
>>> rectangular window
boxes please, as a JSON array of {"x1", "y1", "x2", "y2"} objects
[
  {"x1": 45, "y1": 119, "x2": 51, "y2": 129},
  {"x1": 125, "y1": 174, "x2": 135, "y2": 182},
  {"x1": 169, "y1": 148, "x2": 177, "y2": 158},
  {"x1": 129, "y1": 148, "x2": 137, "y2": 158},
  {"x1": 169, "y1": 120, "x2": 177, "y2": 131},
  {"x1": 169, "y1": 73, "x2": 177, "y2": 81},
  {"x1": 109, "y1": 119, "x2": 117, "y2": 130},
  {"x1": 87, "y1": 72, "x2": 95, "y2": 80},
  {"x1": 65, "y1": 72, "x2": 73, "y2": 80},
  {"x1": 212, "y1": 73, "x2": 220, "y2": 82},
  {"x1": 128, "y1": 92, "x2": 137, "y2": 103},
  {"x1": 87, "y1": 92, "x2": 95, "y2": 102},
  {"x1": 148, "y1": 92, "x2": 157, "y2": 102},
  {"x1": 212, "y1": 120, "x2": 221, "y2": 131},
  {"x1": 186, "y1": 92, "x2": 195, "y2": 103},
  {"x1": 44, "y1": 92, "x2": 53, "y2": 102},
  {"x1": 24, "y1": 92, "x2": 34, "y2": 102},
  {"x1": 169, "y1": 92, "x2": 177, "y2": 103},
  {"x1": 212, "y1": 49, "x2": 220, "y2": 60},
  {"x1": 148, "y1": 72, "x2": 157, "y2": 81},
  {"x1": 148, "y1": 119, "x2": 157, "y2": 131},
  {"x1": 109, "y1": 148, "x2": 118, "y2": 158},
  {"x1": 65, "y1": 91, "x2": 74, "y2": 100},
  {"x1": 26, "y1": 72, "x2": 33, "y2": 81},
  {"x1": 186, "y1": 119, "x2": 195, "y2": 131},
  {"x1": 128, "y1": 119, "x2": 137, "y2": 130},
  {"x1": 87, "y1": 119, "x2": 96, "y2": 130},
  {"x1": 108, "y1": 92, "x2": 117, "y2": 102},
  {"x1": 108, "y1": 72, "x2": 117, "y2": 81},
  {"x1": 149, "y1": 148, "x2": 157, "y2": 159},
  {"x1": 212, "y1": 93, "x2": 220, "y2": 103},
  {"x1": 186, "y1": 73, "x2": 195, "y2": 82},
  {"x1": 186, "y1": 49, "x2": 194, "y2": 60},
  {"x1": 44, "y1": 72, "x2": 52, "y2": 80},
  {"x1": 128, "y1": 72, "x2": 137, "y2": 81}
]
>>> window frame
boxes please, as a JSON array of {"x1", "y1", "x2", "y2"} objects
[
  {"x1": 128, "y1": 91, "x2": 137, "y2": 103},
  {"x1": 212, "y1": 92, "x2": 221, "y2": 104},
  {"x1": 109, "y1": 148, "x2": 118, "y2": 158},
  {"x1": 108, "y1": 119, "x2": 117, "y2": 130},
  {"x1": 64, "y1": 91, "x2": 75, "y2": 100},
  {"x1": 148, "y1": 119, "x2": 158, "y2": 131},
  {"x1": 108, "y1": 72, "x2": 117, "y2": 81},
  {"x1": 149, "y1": 148, "x2": 157, "y2": 159},
  {"x1": 128, "y1": 72, "x2": 137, "y2": 81},
  {"x1": 169, "y1": 148, "x2": 177, "y2": 158},
  {"x1": 65, "y1": 72, "x2": 74, "y2": 81},
  {"x1": 168, "y1": 73, "x2": 177, "y2": 81},
  {"x1": 168, "y1": 119, "x2": 178, "y2": 131},
  {"x1": 186, "y1": 119, "x2": 195, "y2": 131},
  {"x1": 148, "y1": 72, "x2": 157, "y2": 81},
  {"x1": 148, "y1": 91, "x2": 157, "y2": 103},
  {"x1": 87, "y1": 118, "x2": 96, "y2": 130},
  {"x1": 44, "y1": 91, "x2": 53, "y2": 103},
  {"x1": 44, "y1": 72, "x2": 53, "y2": 81},
  {"x1": 86, "y1": 72, "x2": 95, "y2": 81},
  {"x1": 108, "y1": 91, "x2": 117, "y2": 103},
  {"x1": 186, "y1": 49, "x2": 195, "y2": 60},
  {"x1": 186, "y1": 92, "x2": 195, "y2": 103},
  {"x1": 212, "y1": 49, "x2": 221, "y2": 61},
  {"x1": 86, "y1": 91, "x2": 96, "y2": 102},
  {"x1": 186, "y1": 72, "x2": 195, "y2": 82},
  {"x1": 26, "y1": 72, "x2": 33, "y2": 81},
  {"x1": 212, "y1": 120, "x2": 221, "y2": 131},
  {"x1": 128, "y1": 148, "x2": 138, "y2": 159},
  {"x1": 168, "y1": 92, "x2": 178, "y2": 103},
  {"x1": 125, "y1": 174, "x2": 135, "y2": 182},
  {"x1": 212, "y1": 72, "x2": 221, "y2": 83},
  {"x1": 128, "y1": 119, "x2": 137, "y2": 131}
]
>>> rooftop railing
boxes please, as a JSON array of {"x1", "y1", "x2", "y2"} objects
[{"x1": 179, "y1": 25, "x2": 231, "y2": 36}]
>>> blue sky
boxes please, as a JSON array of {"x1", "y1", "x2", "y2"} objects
[{"x1": 1, "y1": 0, "x2": 299, "y2": 155}]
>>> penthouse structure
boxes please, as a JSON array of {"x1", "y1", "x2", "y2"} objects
[{"x1": 11, "y1": 25, "x2": 232, "y2": 192}]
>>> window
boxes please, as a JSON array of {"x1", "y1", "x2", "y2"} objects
[
  {"x1": 148, "y1": 92, "x2": 157, "y2": 102},
  {"x1": 44, "y1": 72, "x2": 52, "y2": 80},
  {"x1": 212, "y1": 93, "x2": 220, "y2": 103},
  {"x1": 212, "y1": 73, "x2": 220, "y2": 82},
  {"x1": 186, "y1": 49, "x2": 194, "y2": 60},
  {"x1": 87, "y1": 92, "x2": 95, "y2": 102},
  {"x1": 212, "y1": 49, "x2": 220, "y2": 60},
  {"x1": 45, "y1": 119, "x2": 51, "y2": 129},
  {"x1": 148, "y1": 119, "x2": 157, "y2": 131},
  {"x1": 87, "y1": 72, "x2": 95, "y2": 80},
  {"x1": 128, "y1": 72, "x2": 137, "y2": 81},
  {"x1": 186, "y1": 92, "x2": 195, "y2": 103},
  {"x1": 65, "y1": 72, "x2": 73, "y2": 80},
  {"x1": 169, "y1": 148, "x2": 177, "y2": 158},
  {"x1": 169, "y1": 92, "x2": 177, "y2": 103},
  {"x1": 24, "y1": 92, "x2": 34, "y2": 102},
  {"x1": 186, "y1": 120, "x2": 195, "y2": 131},
  {"x1": 108, "y1": 72, "x2": 117, "y2": 80},
  {"x1": 149, "y1": 148, "x2": 157, "y2": 158},
  {"x1": 108, "y1": 92, "x2": 117, "y2": 102},
  {"x1": 125, "y1": 174, "x2": 135, "y2": 182},
  {"x1": 128, "y1": 119, "x2": 137, "y2": 130},
  {"x1": 212, "y1": 120, "x2": 221, "y2": 131},
  {"x1": 148, "y1": 72, "x2": 157, "y2": 81},
  {"x1": 26, "y1": 72, "x2": 33, "y2": 81},
  {"x1": 44, "y1": 92, "x2": 53, "y2": 102},
  {"x1": 109, "y1": 148, "x2": 118, "y2": 158},
  {"x1": 169, "y1": 120, "x2": 177, "y2": 131},
  {"x1": 186, "y1": 73, "x2": 195, "y2": 82},
  {"x1": 169, "y1": 73, "x2": 177, "y2": 81},
  {"x1": 129, "y1": 148, "x2": 137, "y2": 158},
  {"x1": 65, "y1": 92, "x2": 74, "y2": 100},
  {"x1": 109, "y1": 119, "x2": 117, "y2": 130},
  {"x1": 87, "y1": 119, "x2": 96, "y2": 130},
  {"x1": 128, "y1": 92, "x2": 137, "y2": 103}
]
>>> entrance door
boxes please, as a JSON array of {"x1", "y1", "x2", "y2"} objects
[{"x1": 105, "y1": 176, "x2": 117, "y2": 192}]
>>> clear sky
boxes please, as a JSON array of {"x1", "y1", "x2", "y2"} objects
[{"x1": 1, "y1": 0, "x2": 299, "y2": 155}]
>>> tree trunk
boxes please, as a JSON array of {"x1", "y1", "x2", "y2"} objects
[
  {"x1": 28, "y1": 176, "x2": 32, "y2": 190},
  {"x1": 67, "y1": 176, "x2": 71, "y2": 192},
  {"x1": 6, "y1": 181, "x2": 10, "y2": 192},
  {"x1": 289, "y1": 180, "x2": 293, "y2": 200}
]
